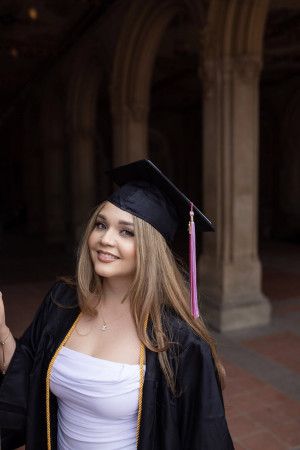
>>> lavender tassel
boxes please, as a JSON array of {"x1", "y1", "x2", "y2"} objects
[{"x1": 189, "y1": 203, "x2": 199, "y2": 318}]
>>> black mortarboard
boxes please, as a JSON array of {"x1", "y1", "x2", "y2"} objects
[{"x1": 106, "y1": 159, "x2": 214, "y2": 244}]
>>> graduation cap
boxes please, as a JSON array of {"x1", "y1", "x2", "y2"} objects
[
  {"x1": 105, "y1": 159, "x2": 214, "y2": 318},
  {"x1": 106, "y1": 159, "x2": 214, "y2": 242}
]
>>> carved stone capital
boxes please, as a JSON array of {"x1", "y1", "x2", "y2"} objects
[
  {"x1": 198, "y1": 60, "x2": 216, "y2": 99},
  {"x1": 234, "y1": 55, "x2": 262, "y2": 84}
]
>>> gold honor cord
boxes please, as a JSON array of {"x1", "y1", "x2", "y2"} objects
[
  {"x1": 136, "y1": 312, "x2": 149, "y2": 448},
  {"x1": 46, "y1": 312, "x2": 83, "y2": 450}
]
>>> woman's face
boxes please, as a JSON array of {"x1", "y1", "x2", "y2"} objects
[{"x1": 88, "y1": 202, "x2": 137, "y2": 282}]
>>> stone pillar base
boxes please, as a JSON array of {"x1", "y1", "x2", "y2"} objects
[{"x1": 200, "y1": 293, "x2": 271, "y2": 332}]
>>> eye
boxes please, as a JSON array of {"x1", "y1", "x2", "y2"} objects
[
  {"x1": 95, "y1": 221, "x2": 106, "y2": 230},
  {"x1": 120, "y1": 229, "x2": 134, "y2": 237}
]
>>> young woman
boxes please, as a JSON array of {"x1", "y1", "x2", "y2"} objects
[{"x1": 0, "y1": 160, "x2": 234, "y2": 449}]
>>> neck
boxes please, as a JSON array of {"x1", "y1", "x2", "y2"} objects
[{"x1": 100, "y1": 277, "x2": 132, "y2": 307}]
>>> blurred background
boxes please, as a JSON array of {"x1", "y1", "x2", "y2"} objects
[{"x1": 0, "y1": 0, "x2": 300, "y2": 448}]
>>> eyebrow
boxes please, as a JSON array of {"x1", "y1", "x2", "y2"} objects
[{"x1": 97, "y1": 213, "x2": 134, "y2": 227}]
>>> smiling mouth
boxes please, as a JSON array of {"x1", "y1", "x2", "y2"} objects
[{"x1": 97, "y1": 251, "x2": 119, "y2": 261}]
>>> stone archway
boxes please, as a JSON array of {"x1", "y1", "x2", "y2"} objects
[
  {"x1": 280, "y1": 89, "x2": 300, "y2": 238},
  {"x1": 111, "y1": 0, "x2": 208, "y2": 166},
  {"x1": 40, "y1": 78, "x2": 68, "y2": 243},
  {"x1": 112, "y1": 0, "x2": 271, "y2": 331},
  {"x1": 199, "y1": 0, "x2": 271, "y2": 330},
  {"x1": 18, "y1": 92, "x2": 44, "y2": 237},
  {"x1": 66, "y1": 45, "x2": 112, "y2": 240}
]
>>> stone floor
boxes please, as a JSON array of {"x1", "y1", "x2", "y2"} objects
[
  {"x1": 220, "y1": 240, "x2": 300, "y2": 449},
  {"x1": 1, "y1": 235, "x2": 300, "y2": 449}
]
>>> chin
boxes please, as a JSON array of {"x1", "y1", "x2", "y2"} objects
[{"x1": 93, "y1": 267, "x2": 131, "y2": 280}]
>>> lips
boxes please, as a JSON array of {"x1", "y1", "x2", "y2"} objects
[{"x1": 96, "y1": 250, "x2": 120, "y2": 262}]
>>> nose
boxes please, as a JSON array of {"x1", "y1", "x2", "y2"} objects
[{"x1": 99, "y1": 228, "x2": 116, "y2": 246}]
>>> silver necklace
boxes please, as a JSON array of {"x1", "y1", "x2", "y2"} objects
[{"x1": 98, "y1": 303, "x2": 129, "y2": 331}]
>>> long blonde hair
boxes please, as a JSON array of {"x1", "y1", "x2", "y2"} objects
[{"x1": 75, "y1": 202, "x2": 225, "y2": 393}]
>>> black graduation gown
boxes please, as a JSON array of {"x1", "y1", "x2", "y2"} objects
[{"x1": 0, "y1": 281, "x2": 234, "y2": 449}]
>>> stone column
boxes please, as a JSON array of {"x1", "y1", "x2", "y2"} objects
[
  {"x1": 69, "y1": 124, "x2": 96, "y2": 241},
  {"x1": 199, "y1": 55, "x2": 271, "y2": 331},
  {"x1": 41, "y1": 107, "x2": 68, "y2": 243},
  {"x1": 23, "y1": 113, "x2": 43, "y2": 235},
  {"x1": 42, "y1": 137, "x2": 67, "y2": 243},
  {"x1": 112, "y1": 103, "x2": 148, "y2": 166}
]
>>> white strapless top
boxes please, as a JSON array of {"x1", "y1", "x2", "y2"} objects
[{"x1": 50, "y1": 346, "x2": 145, "y2": 449}]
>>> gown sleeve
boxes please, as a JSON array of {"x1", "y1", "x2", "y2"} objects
[
  {"x1": 177, "y1": 339, "x2": 234, "y2": 450},
  {"x1": 0, "y1": 282, "x2": 60, "y2": 445}
]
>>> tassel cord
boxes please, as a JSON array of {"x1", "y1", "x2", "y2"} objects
[{"x1": 189, "y1": 204, "x2": 199, "y2": 319}]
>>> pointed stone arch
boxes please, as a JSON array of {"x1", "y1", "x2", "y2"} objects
[
  {"x1": 40, "y1": 77, "x2": 68, "y2": 243},
  {"x1": 66, "y1": 44, "x2": 112, "y2": 239},
  {"x1": 205, "y1": 0, "x2": 270, "y2": 58},
  {"x1": 280, "y1": 89, "x2": 300, "y2": 236},
  {"x1": 111, "y1": 0, "x2": 272, "y2": 330},
  {"x1": 111, "y1": 0, "x2": 208, "y2": 165}
]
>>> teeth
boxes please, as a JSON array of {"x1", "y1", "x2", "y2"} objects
[{"x1": 99, "y1": 252, "x2": 118, "y2": 260}]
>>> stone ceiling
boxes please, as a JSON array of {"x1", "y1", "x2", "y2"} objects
[
  {"x1": 0, "y1": 0, "x2": 112, "y2": 124},
  {"x1": 0, "y1": 0, "x2": 300, "y2": 124}
]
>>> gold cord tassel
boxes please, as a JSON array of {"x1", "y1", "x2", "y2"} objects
[
  {"x1": 1, "y1": 329, "x2": 11, "y2": 375},
  {"x1": 136, "y1": 313, "x2": 149, "y2": 448}
]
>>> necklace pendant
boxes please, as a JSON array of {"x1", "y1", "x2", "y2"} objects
[{"x1": 101, "y1": 324, "x2": 107, "y2": 331}]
